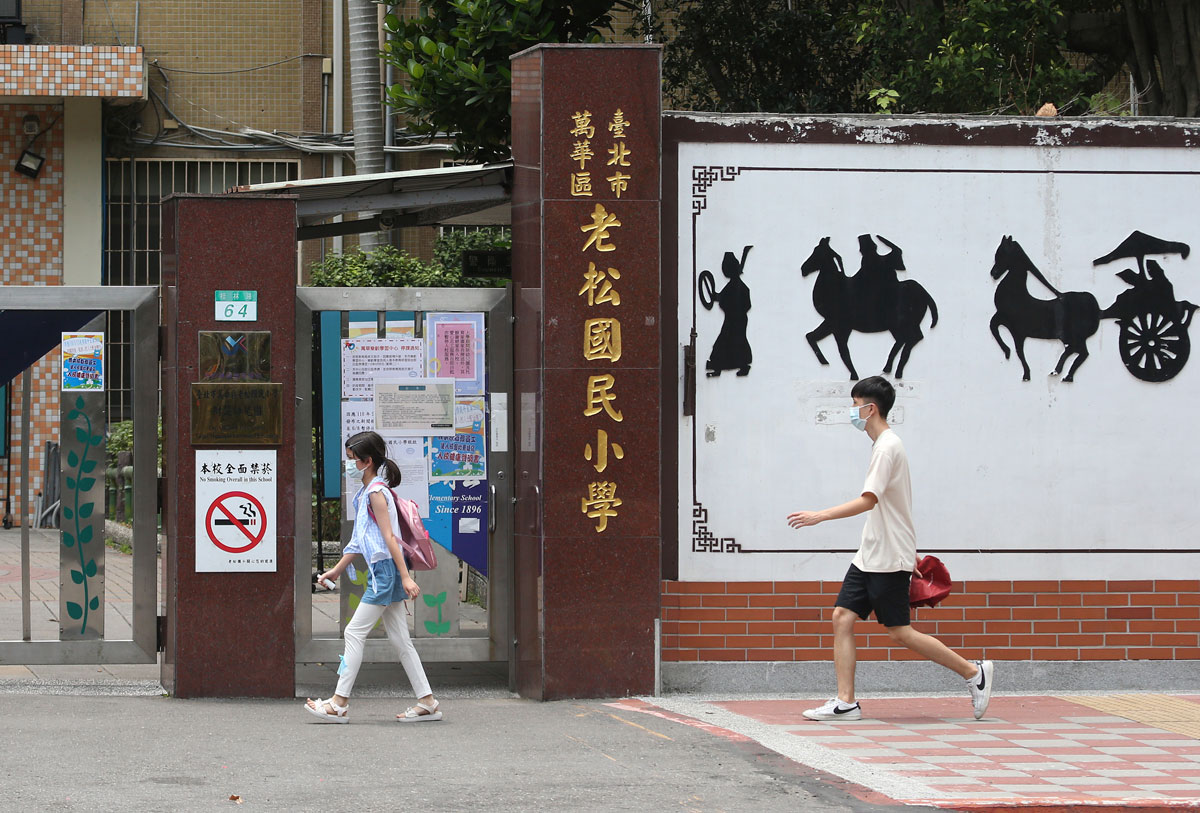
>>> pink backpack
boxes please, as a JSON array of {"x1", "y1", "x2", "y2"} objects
[{"x1": 367, "y1": 485, "x2": 439, "y2": 571}]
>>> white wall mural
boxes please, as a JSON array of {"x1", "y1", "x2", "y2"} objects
[{"x1": 678, "y1": 138, "x2": 1200, "y2": 582}]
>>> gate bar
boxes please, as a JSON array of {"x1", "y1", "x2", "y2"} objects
[
  {"x1": 0, "y1": 286, "x2": 159, "y2": 664},
  {"x1": 20, "y1": 371, "x2": 30, "y2": 641}
]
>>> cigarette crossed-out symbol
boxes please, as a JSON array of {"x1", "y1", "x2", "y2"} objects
[{"x1": 205, "y1": 491, "x2": 267, "y2": 553}]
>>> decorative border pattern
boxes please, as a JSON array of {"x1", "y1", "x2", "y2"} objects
[
  {"x1": 691, "y1": 166, "x2": 741, "y2": 215},
  {"x1": 691, "y1": 502, "x2": 740, "y2": 553}
]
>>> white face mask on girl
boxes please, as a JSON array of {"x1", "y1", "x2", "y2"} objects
[{"x1": 344, "y1": 458, "x2": 363, "y2": 477}]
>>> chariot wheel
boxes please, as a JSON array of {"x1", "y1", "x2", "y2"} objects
[{"x1": 1118, "y1": 310, "x2": 1190, "y2": 382}]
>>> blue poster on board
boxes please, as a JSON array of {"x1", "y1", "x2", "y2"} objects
[
  {"x1": 425, "y1": 480, "x2": 454, "y2": 555},
  {"x1": 450, "y1": 480, "x2": 489, "y2": 576}
]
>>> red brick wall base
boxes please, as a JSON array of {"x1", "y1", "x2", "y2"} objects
[{"x1": 661, "y1": 580, "x2": 1200, "y2": 663}]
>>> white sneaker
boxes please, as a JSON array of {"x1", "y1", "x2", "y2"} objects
[
  {"x1": 968, "y1": 660, "x2": 994, "y2": 720},
  {"x1": 803, "y1": 698, "x2": 861, "y2": 721}
]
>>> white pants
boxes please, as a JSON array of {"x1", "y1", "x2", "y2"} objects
[{"x1": 335, "y1": 600, "x2": 432, "y2": 700}]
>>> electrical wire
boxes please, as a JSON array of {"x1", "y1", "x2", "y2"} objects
[
  {"x1": 101, "y1": 0, "x2": 125, "y2": 46},
  {"x1": 151, "y1": 54, "x2": 327, "y2": 75}
]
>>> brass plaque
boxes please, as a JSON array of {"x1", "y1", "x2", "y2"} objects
[
  {"x1": 191, "y1": 383, "x2": 283, "y2": 445},
  {"x1": 198, "y1": 331, "x2": 272, "y2": 382}
]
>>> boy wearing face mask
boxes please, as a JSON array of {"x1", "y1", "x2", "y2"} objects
[{"x1": 787, "y1": 376, "x2": 993, "y2": 722}]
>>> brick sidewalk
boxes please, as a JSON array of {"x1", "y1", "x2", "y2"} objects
[{"x1": 629, "y1": 693, "x2": 1200, "y2": 808}]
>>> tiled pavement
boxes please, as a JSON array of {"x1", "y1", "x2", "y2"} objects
[{"x1": 626, "y1": 693, "x2": 1200, "y2": 809}]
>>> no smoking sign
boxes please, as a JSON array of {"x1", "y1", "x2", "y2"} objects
[
  {"x1": 205, "y1": 491, "x2": 267, "y2": 553},
  {"x1": 195, "y1": 450, "x2": 276, "y2": 572}
]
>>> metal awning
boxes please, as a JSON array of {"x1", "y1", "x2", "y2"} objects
[{"x1": 233, "y1": 161, "x2": 512, "y2": 241}]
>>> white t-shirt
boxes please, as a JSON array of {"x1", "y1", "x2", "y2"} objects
[{"x1": 851, "y1": 429, "x2": 916, "y2": 573}]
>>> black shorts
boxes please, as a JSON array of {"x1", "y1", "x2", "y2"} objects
[{"x1": 835, "y1": 564, "x2": 911, "y2": 627}]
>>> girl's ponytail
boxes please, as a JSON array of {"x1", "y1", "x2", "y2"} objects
[{"x1": 381, "y1": 457, "x2": 402, "y2": 489}]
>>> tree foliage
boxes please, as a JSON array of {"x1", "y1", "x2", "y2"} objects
[
  {"x1": 645, "y1": 0, "x2": 1200, "y2": 118},
  {"x1": 854, "y1": 0, "x2": 1095, "y2": 115},
  {"x1": 382, "y1": 0, "x2": 1200, "y2": 156},
  {"x1": 642, "y1": 0, "x2": 865, "y2": 113},
  {"x1": 385, "y1": 0, "x2": 637, "y2": 162}
]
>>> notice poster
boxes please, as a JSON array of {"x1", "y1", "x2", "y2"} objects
[
  {"x1": 61, "y1": 333, "x2": 104, "y2": 391},
  {"x1": 347, "y1": 316, "x2": 378, "y2": 339},
  {"x1": 195, "y1": 450, "x2": 277, "y2": 572},
  {"x1": 430, "y1": 397, "x2": 487, "y2": 480},
  {"x1": 425, "y1": 312, "x2": 486, "y2": 396},
  {"x1": 343, "y1": 436, "x2": 431, "y2": 520},
  {"x1": 340, "y1": 401, "x2": 375, "y2": 443},
  {"x1": 374, "y1": 378, "x2": 455, "y2": 436},
  {"x1": 341, "y1": 337, "x2": 424, "y2": 399},
  {"x1": 387, "y1": 436, "x2": 430, "y2": 518},
  {"x1": 385, "y1": 311, "x2": 416, "y2": 337}
]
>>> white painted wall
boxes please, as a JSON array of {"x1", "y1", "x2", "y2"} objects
[
  {"x1": 678, "y1": 139, "x2": 1200, "y2": 582},
  {"x1": 63, "y1": 97, "x2": 103, "y2": 286}
]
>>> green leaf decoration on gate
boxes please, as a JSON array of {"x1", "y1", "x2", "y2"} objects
[
  {"x1": 422, "y1": 591, "x2": 451, "y2": 636},
  {"x1": 61, "y1": 399, "x2": 101, "y2": 636},
  {"x1": 342, "y1": 567, "x2": 383, "y2": 630}
]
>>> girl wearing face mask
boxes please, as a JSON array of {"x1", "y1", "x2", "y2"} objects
[{"x1": 304, "y1": 430, "x2": 442, "y2": 724}]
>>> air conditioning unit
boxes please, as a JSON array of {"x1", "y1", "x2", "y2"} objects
[
  {"x1": 1, "y1": 0, "x2": 26, "y2": 45},
  {"x1": 0, "y1": 0, "x2": 21, "y2": 25}
]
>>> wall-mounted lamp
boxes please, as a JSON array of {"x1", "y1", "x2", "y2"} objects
[{"x1": 14, "y1": 148, "x2": 44, "y2": 178}]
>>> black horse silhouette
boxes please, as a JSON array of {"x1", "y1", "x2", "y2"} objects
[
  {"x1": 699, "y1": 245, "x2": 753, "y2": 377},
  {"x1": 799, "y1": 235, "x2": 938, "y2": 380},
  {"x1": 989, "y1": 236, "x2": 1101, "y2": 382}
]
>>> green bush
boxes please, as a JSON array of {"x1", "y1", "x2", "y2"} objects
[
  {"x1": 433, "y1": 228, "x2": 511, "y2": 275},
  {"x1": 106, "y1": 419, "x2": 162, "y2": 470},
  {"x1": 309, "y1": 237, "x2": 507, "y2": 289}
]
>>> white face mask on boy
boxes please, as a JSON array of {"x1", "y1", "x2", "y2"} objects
[{"x1": 849, "y1": 404, "x2": 872, "y2": 432}]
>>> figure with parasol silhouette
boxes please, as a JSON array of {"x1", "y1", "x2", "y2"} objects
[{"x1": 1094, "y1": 230, "x2": 1198, "y2": 382}]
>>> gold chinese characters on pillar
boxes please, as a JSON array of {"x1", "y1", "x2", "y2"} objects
[{"x1": 574, "y1": 108, "x2": 635, "y2": 532}]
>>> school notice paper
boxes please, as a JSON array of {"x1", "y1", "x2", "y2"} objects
[{"x1": 374, "y1": 378, "x2": 455, "y2": 436}]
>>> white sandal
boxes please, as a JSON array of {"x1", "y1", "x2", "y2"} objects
[
  {"x1": 305, "y1": 697, "x2": 348, "y2": 724},
  {"x1": 397, "y1": 698, "x2": 442, "y2": 722}
]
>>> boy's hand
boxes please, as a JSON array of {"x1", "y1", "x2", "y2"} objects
[{"x1": 787, "y1": 511, "x2": 824, "y2": 529}]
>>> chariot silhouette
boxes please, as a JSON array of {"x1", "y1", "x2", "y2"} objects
[{"x1": 990, "y1": 230, "x2": 1197, "y2": 383}]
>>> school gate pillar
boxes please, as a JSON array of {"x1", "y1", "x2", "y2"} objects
[
  {"x1": 510, "y1": 44, "x2": 663, "y2": 699},
  {"x1": 160, "y1": 194, "x2": 298, "y2": 697}
]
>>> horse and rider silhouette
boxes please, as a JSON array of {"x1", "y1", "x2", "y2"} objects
[{"x1": 800, "y1": 235, "x2": 938, "y2": 380}]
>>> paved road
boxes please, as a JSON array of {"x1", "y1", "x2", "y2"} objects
[{"x1": 0, "y1": 693, "x2": 919, "y2": 813}]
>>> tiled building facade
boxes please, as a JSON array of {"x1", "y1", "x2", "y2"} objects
[{"x1": 0, "y1": 2, "x2": 453, "y2": 523}]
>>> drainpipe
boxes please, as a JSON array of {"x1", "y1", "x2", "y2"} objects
[
  {"x1": 332, "y1": 0, "x2": 345, "y2": 254},
  {"x1": 384, "y1": 4, "x2": 394, "y2": 173}
]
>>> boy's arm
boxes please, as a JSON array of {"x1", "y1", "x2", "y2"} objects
[{"x1": 787, "y1": 493, "x2": 878, "y2": 529}]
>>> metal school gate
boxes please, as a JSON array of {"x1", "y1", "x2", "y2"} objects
[
  {"x1": 0, "y1": 286, "x2": 159, "y2": 666},
  {"x1": 294, "y1": 287, "x2": 514, "y2": 671}
]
